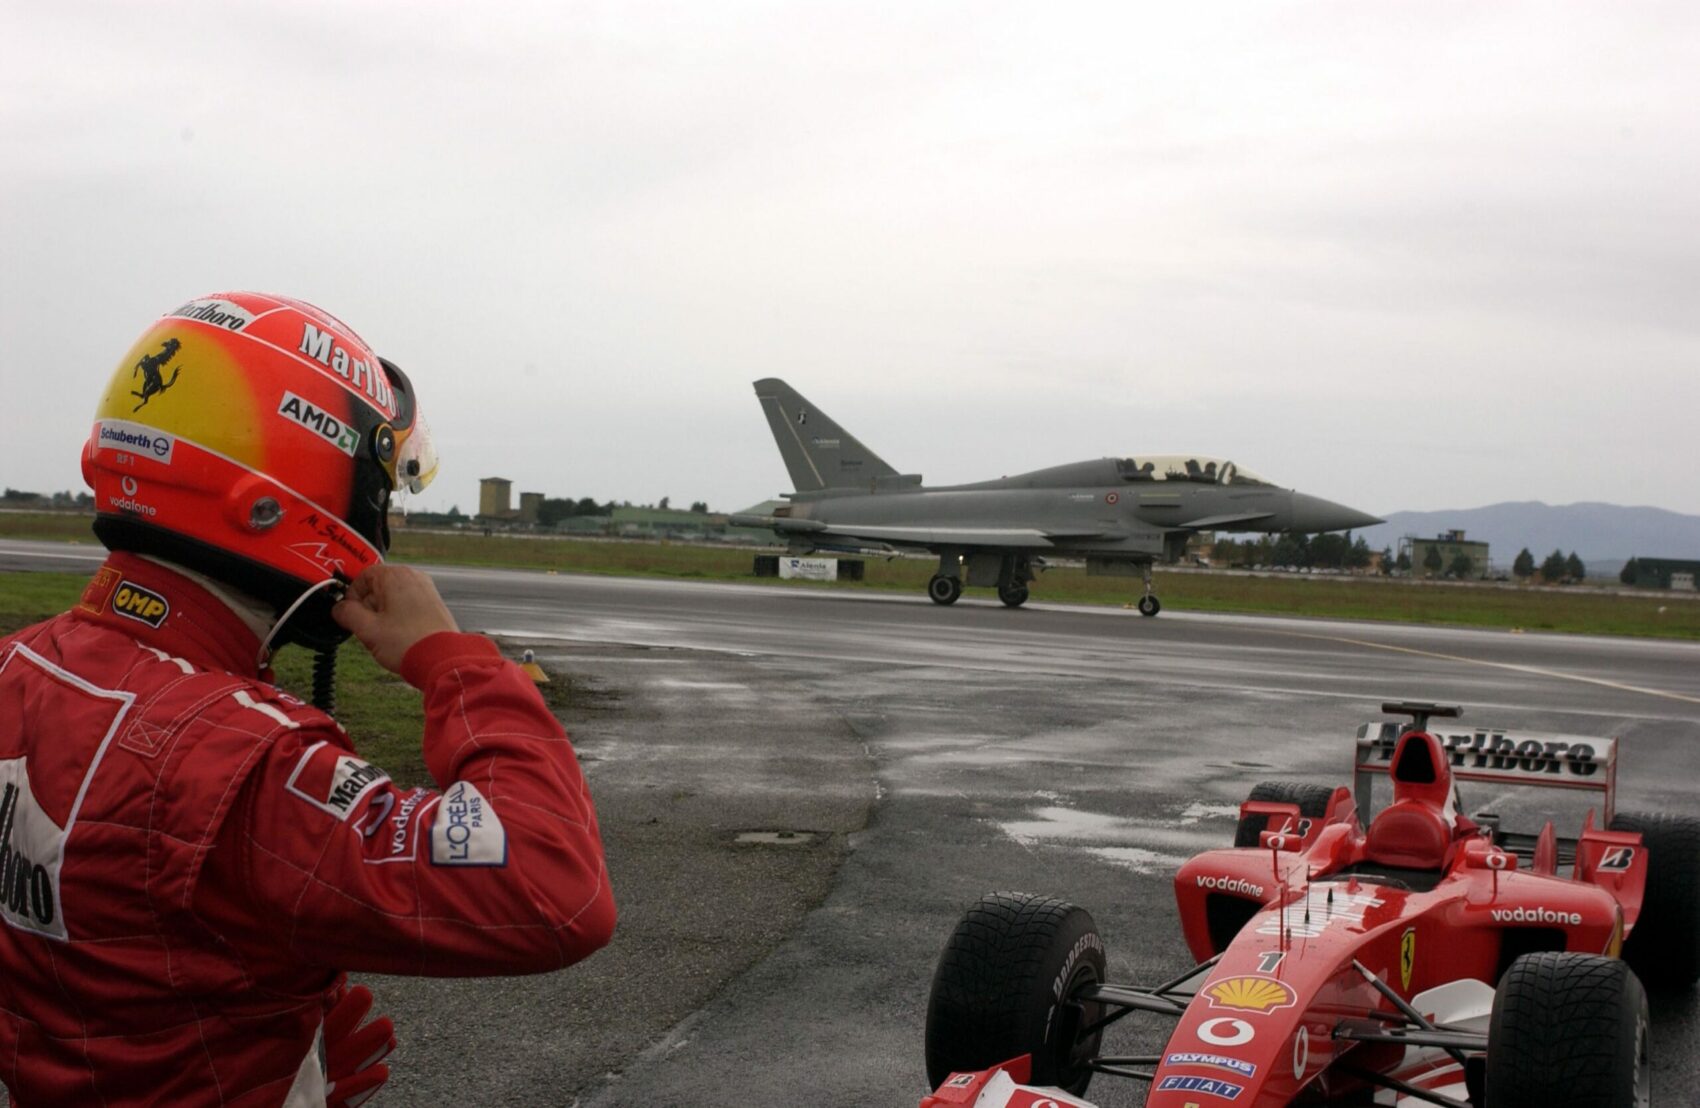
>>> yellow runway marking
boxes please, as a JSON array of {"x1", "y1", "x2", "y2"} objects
[{"x1": 1279, "y1": 631, "x2": 1700, "y2": 707}]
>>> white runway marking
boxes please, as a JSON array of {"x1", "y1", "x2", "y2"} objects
[{"x1": 1290, "y1": 631, "x2": 1700, "y2": 707}]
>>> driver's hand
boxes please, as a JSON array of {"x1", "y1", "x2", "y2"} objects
[{"x1": 332, "y1": 565, "x2": 460, "y2": 675}]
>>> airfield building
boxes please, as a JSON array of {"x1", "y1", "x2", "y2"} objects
[
  {"x1": 1631, "y1": 557, "x2": 1700, "y2": 590},
  {"x1": 1402, "y1": 529, "x2": 1491, "y2": 579},
  {"x1": 479, "y1": 477, "x2": 513, "y2": 520}
]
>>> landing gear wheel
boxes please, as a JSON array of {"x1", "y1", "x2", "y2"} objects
[
  {"x1": 1609, "y1": 811, "x2": 1700, "y2": 988},
  {"x1": 1485, "y1": 952, "x2": 1650, "y2": 1108},
  {"x1": 925, "y1": 892, "x2": 1105, "y2": 1096},
  {"x1": 1137, "y1": 595, "x2": 1161, "y2": 617},
  {"x1": 997, "y1": 583, "x2": 1029, "y2": 608},
  {"x1": 927, "y1": 574, "x2": 963, "y2": 606}
]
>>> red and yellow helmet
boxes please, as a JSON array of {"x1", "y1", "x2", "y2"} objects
[{"x1": 81, "y1": 292, "x2": 437, "y2": 646}]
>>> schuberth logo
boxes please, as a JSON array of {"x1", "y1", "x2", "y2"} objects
[
  {"x1": 97, "y1": 420, "x2": 176, "y2": 464},
  {"x1": 110, "y1": 581, "x2": 169, "y2": 628},
  {"x1": 130, "y1": 338, "x2": 184, "y2": 412}
]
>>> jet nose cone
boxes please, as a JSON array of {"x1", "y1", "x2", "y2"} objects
[{"x1": 1288, "y1": 493, "x2": 1382, "y2": 533}]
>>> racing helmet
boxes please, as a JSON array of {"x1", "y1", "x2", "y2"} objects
[{"x1": 81, "y1": 292, "x2": 438, "y2": 649}]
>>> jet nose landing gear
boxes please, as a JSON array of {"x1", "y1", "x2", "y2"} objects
[
  {"x1": 927, "y1": 574, "x2": 963, "y2": 605},
  {"x1": 1137, "y1": 562, "x2": 1161, "y2": 617}
]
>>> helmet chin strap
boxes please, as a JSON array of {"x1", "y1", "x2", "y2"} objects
[{"x1": 257, "y1": 576, "x2": 347, "y2": 671}]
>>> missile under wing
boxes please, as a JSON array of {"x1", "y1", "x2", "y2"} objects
[{"x1": 732, "y1": 379, "x2": 1380, "y2": 614}]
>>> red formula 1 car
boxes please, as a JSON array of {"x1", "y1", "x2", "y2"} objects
[{"x1": 921, "y1": 703, "x2": 1699, "y2": 1108}]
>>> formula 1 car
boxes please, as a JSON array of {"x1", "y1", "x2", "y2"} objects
[{"x1": 921, "y1": 703, "x2": 1699, "y2": 1107}]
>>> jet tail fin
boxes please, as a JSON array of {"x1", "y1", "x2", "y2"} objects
[{"x1": 753, "y1": 378, "x2": 899, "y2": 492}]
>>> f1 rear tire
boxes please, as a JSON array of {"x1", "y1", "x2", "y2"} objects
[
  {"x1": 1232, "y1": 781, "x2": 1335, "y2": 848},
  {"x1": 1485, "y1": 952, "x2": 1649, "y2": 1108},
  {"x1": 1609, "y1": 810, "x2": 1700, "y2": 988},
  {"x1": 924, "y1": 891, "x2": 1105, "y2": 1096}
]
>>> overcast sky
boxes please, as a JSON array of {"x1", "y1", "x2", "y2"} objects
[{"x1": 3, "y1": 2, "x2": 1697, "y2": 520}]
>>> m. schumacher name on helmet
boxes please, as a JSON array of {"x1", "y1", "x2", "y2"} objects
[
  {"x1": 285, "y1": 741, "x2": 390, "y2": 821},
  {"x1": 298, "y1": 324, "x2": 394, "y2": 415},
  {"x1": 278, "y1": 391, "x2": 359, "y2": 456},
  {"x1": 168, "y1": 298, "x2": 255, "y2": 331}
]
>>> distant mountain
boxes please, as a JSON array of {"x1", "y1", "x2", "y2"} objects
[{"x1": 1352, "y1": 502, "x2": 1700, "y2": 577}]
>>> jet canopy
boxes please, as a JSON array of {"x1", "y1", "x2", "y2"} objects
[{"x1": 1115, "y1": 456, "x2": 1273, "y2": 487}]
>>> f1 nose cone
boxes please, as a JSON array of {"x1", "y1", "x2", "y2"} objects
[{"x1": 1288, "y1": 493, "x2": 1382, "y2": 533}]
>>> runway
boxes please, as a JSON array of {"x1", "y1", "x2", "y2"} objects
[{"x1": 2, "y1": 540, "x2": 1696, "y2": 1105}]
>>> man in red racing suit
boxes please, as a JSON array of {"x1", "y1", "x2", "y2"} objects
[{"x1": 0, "y1": 553, "x2": 615, "y2": 1104}]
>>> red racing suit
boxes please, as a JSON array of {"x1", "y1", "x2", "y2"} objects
[{"x1": 0, "y1": 553, "x2": 615, "y2": 1105}]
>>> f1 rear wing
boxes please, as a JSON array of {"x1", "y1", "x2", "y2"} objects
[{"x1": 1354, "y1": 719, "x2": 1619, "y2": 825}]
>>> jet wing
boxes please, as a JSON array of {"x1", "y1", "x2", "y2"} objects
[{"x1": 728, "y1": 516, "x2": 1110, "y2": 549}]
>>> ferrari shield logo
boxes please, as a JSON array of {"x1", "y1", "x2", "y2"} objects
[{"x1": 1400, "y1": 928, "x2": 1416, "y2": 991}]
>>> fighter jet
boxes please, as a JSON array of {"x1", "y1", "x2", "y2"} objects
[{"x1": 731, "y1": 379, "x2": 1381, "y2": 614}]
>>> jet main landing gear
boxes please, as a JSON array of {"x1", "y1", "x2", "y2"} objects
[
  {"x1": 997, "y1": 554, "x2": 1033, "y2": 608},
  {"x1": 928, "y1": 573, "x2": 963, "y2": 605}
]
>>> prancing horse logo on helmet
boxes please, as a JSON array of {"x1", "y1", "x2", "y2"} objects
[{"x1": 132, "y1": 338, "x2": 184, "y2": 412}]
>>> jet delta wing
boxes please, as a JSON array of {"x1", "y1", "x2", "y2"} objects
[{"x1": 732, "y1": 379, "x2": 1380, "y2": 614}]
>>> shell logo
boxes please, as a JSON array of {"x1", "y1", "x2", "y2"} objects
[{"x1": 1205, "y1": 975, "x2": 1298, "y2": 1014}]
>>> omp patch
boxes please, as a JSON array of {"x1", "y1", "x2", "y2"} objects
[
  {"x1": 284, "y1": 741, "x2": 389, "y2": 821},
  {"x1": 110, "y1": 581, "x2": 169, "y2": 628},
  {"x1": 429, "y1": 781, "x2": 507, "y2": 867}
]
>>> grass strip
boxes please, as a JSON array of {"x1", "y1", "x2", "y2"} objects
[
  {"x1": 0, "y1": 570, "x2": 591, "y2": 788},
  {"x1": 3, "y1": 512, "x2": 1697, "y2": 639}
]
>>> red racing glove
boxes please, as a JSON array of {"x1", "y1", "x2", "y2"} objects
[{"x1": 324, "y1": 983, "x2": 396, "y2": 1108}]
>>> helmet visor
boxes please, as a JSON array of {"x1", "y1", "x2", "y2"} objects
[{"x1": 394, "y1": 410, "x2": 438, "y2": 495}]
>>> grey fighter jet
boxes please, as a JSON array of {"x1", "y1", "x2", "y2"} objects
[{"x1": 731, "y1": 379, "x2": 1380, "y2": 614}]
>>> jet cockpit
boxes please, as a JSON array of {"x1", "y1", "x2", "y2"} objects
[{"x1": 1115, "y1": 456, "x2": 1273, "y2": 487}]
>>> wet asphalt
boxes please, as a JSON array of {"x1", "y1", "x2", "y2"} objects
[{"x1": 0, "y1": 542, "x2": 1695, "y2": 1106}]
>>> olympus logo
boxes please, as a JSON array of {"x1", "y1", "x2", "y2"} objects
[{"x1": 1196, "y1": 874, "x2": 1265, "y2": 898}]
